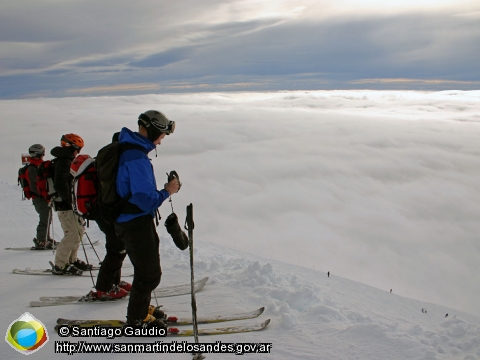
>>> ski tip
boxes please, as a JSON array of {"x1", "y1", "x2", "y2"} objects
[{"x1": 257, "y1": 319, "x2": 271, "y2": 329}]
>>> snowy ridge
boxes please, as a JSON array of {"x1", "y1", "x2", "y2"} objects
[{"x1": 159, "y1": 231, "x2": 480, "y2": 359}]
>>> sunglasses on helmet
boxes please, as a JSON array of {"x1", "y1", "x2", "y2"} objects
[{"x1": 139, "y1": 113, "x2": 175, "y2": 135}]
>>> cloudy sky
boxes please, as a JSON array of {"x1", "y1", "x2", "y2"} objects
[
  {"x1": 1, "y1": 0, "x2": 480, "y2": 99},
  {"x1": 1, "y1": 90, "x2": 479, "y2": 315}
]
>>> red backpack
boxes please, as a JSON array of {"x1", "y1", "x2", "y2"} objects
[
  {"x1": 71, "y1": 154, "x2": 97, "y2": 220},
  {"x1": 36, "y1": 160, "x2": 58, "y2": 202}
]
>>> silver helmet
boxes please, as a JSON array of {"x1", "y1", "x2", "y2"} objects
[
  {"x1": 138, "y1": 110, "x2": 175, "y2": 142},
  {"x1": 29, "y1": 144, "x2": 45, "y2": 158}
]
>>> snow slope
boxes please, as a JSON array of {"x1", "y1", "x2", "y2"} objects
[{"x1": 1, "y1": 181, "x2": 479, "y2": 360}]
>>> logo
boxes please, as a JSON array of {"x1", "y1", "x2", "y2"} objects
[{"x1": 6, "y1": 312, "x2": 49, "y2": 355}]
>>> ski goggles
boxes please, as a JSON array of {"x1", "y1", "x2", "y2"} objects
[{"x1": 139, "y1": 113, "x2": 175, "y2": 135}]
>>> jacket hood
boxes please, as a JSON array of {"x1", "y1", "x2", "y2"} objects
[
  {"x1": 50, "y1": 146, "x2": 75, "y2": 159},
  {"x1": 118, "y1": 127, "x2": 155, "y2": 153}
]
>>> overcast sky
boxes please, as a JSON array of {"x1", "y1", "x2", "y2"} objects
[
  {"x1": 1, "y1": 90, "x2": 480, "y2": 316},
  {"x1": 1, "y1": 0, "x2": 480, "y2": 99}
]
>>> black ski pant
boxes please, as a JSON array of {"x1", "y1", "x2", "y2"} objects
[
  {"x1": 115, "y1": 215, "x2": 161, "y2": 322},
  {"x1": 95, "y1": 216, "x2": 127, "y2": 292},
  {"x1": 32, "y1": 197, "x2": 51, "y2": 242}
]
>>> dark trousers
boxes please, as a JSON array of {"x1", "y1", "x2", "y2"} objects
[
  {"x1": 95, "y1": 216, "x2": 126, "y2": 292},
  {"x1": 115, "y1": 215, "x2": 161, "y2": 322},
  {"x1": 32, "y1": 197, "x2": 51, "y2": 241}
]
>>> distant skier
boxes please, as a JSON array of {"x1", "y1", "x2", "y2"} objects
[
  {"x1": 390, "y1": 289, "x2": 392, "y2": 293},
  {"x1": 445, "y1": 313, "x2": 448, "y2": 318},
  {"x1": 327, "y1": 271, "x2": 330, "y2": 277}
]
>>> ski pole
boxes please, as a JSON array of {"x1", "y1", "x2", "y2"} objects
[
  {"x1": 83, "y1": 229, "x2": 101, "y2": 262},
  {"x1": 48, "y1": 204, "x2": 55, "y2": 254},
  {"x1": 185, "y1": 204, "x2": 204, "y2": 360},
  {"x1": 153, "y1": 285, "x2": 160, "y2": 308},
  {"x1": 44, "y1": 205, "x2": 52, "y2": 243},
  {"x1": 77, "y1": 216, "x2": 95, "y2": 287}
]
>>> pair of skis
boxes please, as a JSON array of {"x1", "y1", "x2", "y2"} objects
[
  {"x1": 55, "y1": 307, "x2": 270, "y2": 337},
  {"x1": 30, "y1": 277, "x2": 209, "y2": 307},
  {"x1": 42, "y1": 275, "x2": 270, "y2": 336},
  {"x1": 5, "y1": 239, "x2": 100, "y2": 251},
  {"x1": 13, "y1": 261, "x2": 102, "y2": 276},
  {"x1": 13, "y1": 257, "x2": 135, "y2": 277}
]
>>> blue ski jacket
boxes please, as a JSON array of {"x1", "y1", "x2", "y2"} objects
[{"x1": 116, "y1": 127, "x2": 170, "y2": 223}]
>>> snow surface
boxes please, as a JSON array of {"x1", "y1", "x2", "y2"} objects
[{"x1": 1, "y1": 181, "x2": 480, "y2": 360}]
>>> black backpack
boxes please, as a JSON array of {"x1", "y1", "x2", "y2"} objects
[
  {"x1": 18, "y1": 164, "x2": 35, "y2": 200},
  {"x1": 95, "y1": 142, "x2": 144, "y2": 224}
]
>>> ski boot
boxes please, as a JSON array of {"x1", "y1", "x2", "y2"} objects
[
  {"x1": 91, "y1": 285, "x2": 129, "y2": 300},
  {"x1": 118, "y1": 280, "x2": 132, "y2": 292},
  {"x1": 73, "y1": 259, "x2": 93, "y2": 271},
  {"x1": 148, "y1": 305, "x2": 166, "y2": 320},
  {"x1": 32, "y1": 238, "x2": 47, "y2": 250},
  {"x1": 127, "y1": 314, "x2": 166, "y2": 331},
  {"x1": 52, "y1": 263, "x2": 83, "y2": 276},
  {"x1": 44, "y1": 239, "x2": 58, "y2": 249}
]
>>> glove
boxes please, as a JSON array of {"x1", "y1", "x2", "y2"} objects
[{"x1": 164, "y1": 213, "x2": 189, "y2": 251}]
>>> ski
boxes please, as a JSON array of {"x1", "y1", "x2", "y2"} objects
[
  {"x1": 55, "y1": 319, "x2": 270, "y2": 337},
  {"x1": 14, "y1": 259, "x2": 134, "y2": 278},
  {"x1": 5, "y1": 239, "x2": 99, "y2": 251},
  {"x1": 13, "y1": 266, "x2": 102, "y2": 275},
  {"x1": 5, "y1": 246, "x2": 55, "y2": 251},
  {"x1": 30, "y1": 277, "x2": 209, "y2": 307},
  {"x1": 57, "y1": 307, "x2": 264, "y2": 326}
]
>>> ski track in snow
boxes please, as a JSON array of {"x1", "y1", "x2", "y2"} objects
[{"x1": 1, "y1": 181, "x2": 480, "y2": 359}]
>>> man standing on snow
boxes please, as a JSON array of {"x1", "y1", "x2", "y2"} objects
[
  {"x1": 51, "y1": 134, "x2": 92, "y2": 275},
  {"x1": 26, "y1": 144, "x2": 56, "y2": 249},
  {"x1": 86, "y1": 132, "x2": 131, "y2": 301},
  {"x1": 115, "y1": 110, "x2": 180, "y2": 328}
]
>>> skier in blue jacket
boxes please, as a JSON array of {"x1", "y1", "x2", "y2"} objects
[{"x1": 115, "y1": 110, "x2": 180, "y2": 328}]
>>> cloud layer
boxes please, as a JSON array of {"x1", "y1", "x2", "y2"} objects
[
  {"x1": 1, "y1": 1, "x2": 480, "y2": 98},
  {"x1": 1, "y1": 90, "x2": 479, "y2": 316}
]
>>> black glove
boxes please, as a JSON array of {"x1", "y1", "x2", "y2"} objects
[
  {"x1": 164, "y1": 213, "x2": 188, "y2": 250},
  {"x1": 167, "y1": 170, "x2": 182, "y2": 192}
]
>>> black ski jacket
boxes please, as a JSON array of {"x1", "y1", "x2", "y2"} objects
[{"x1": 50, "y1": 146, "x2": 74, "y2": 211}]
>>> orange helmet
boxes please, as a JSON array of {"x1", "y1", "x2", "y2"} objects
[{"x1": 61, "y1": 133, "x2": 84, "y2": 150}]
